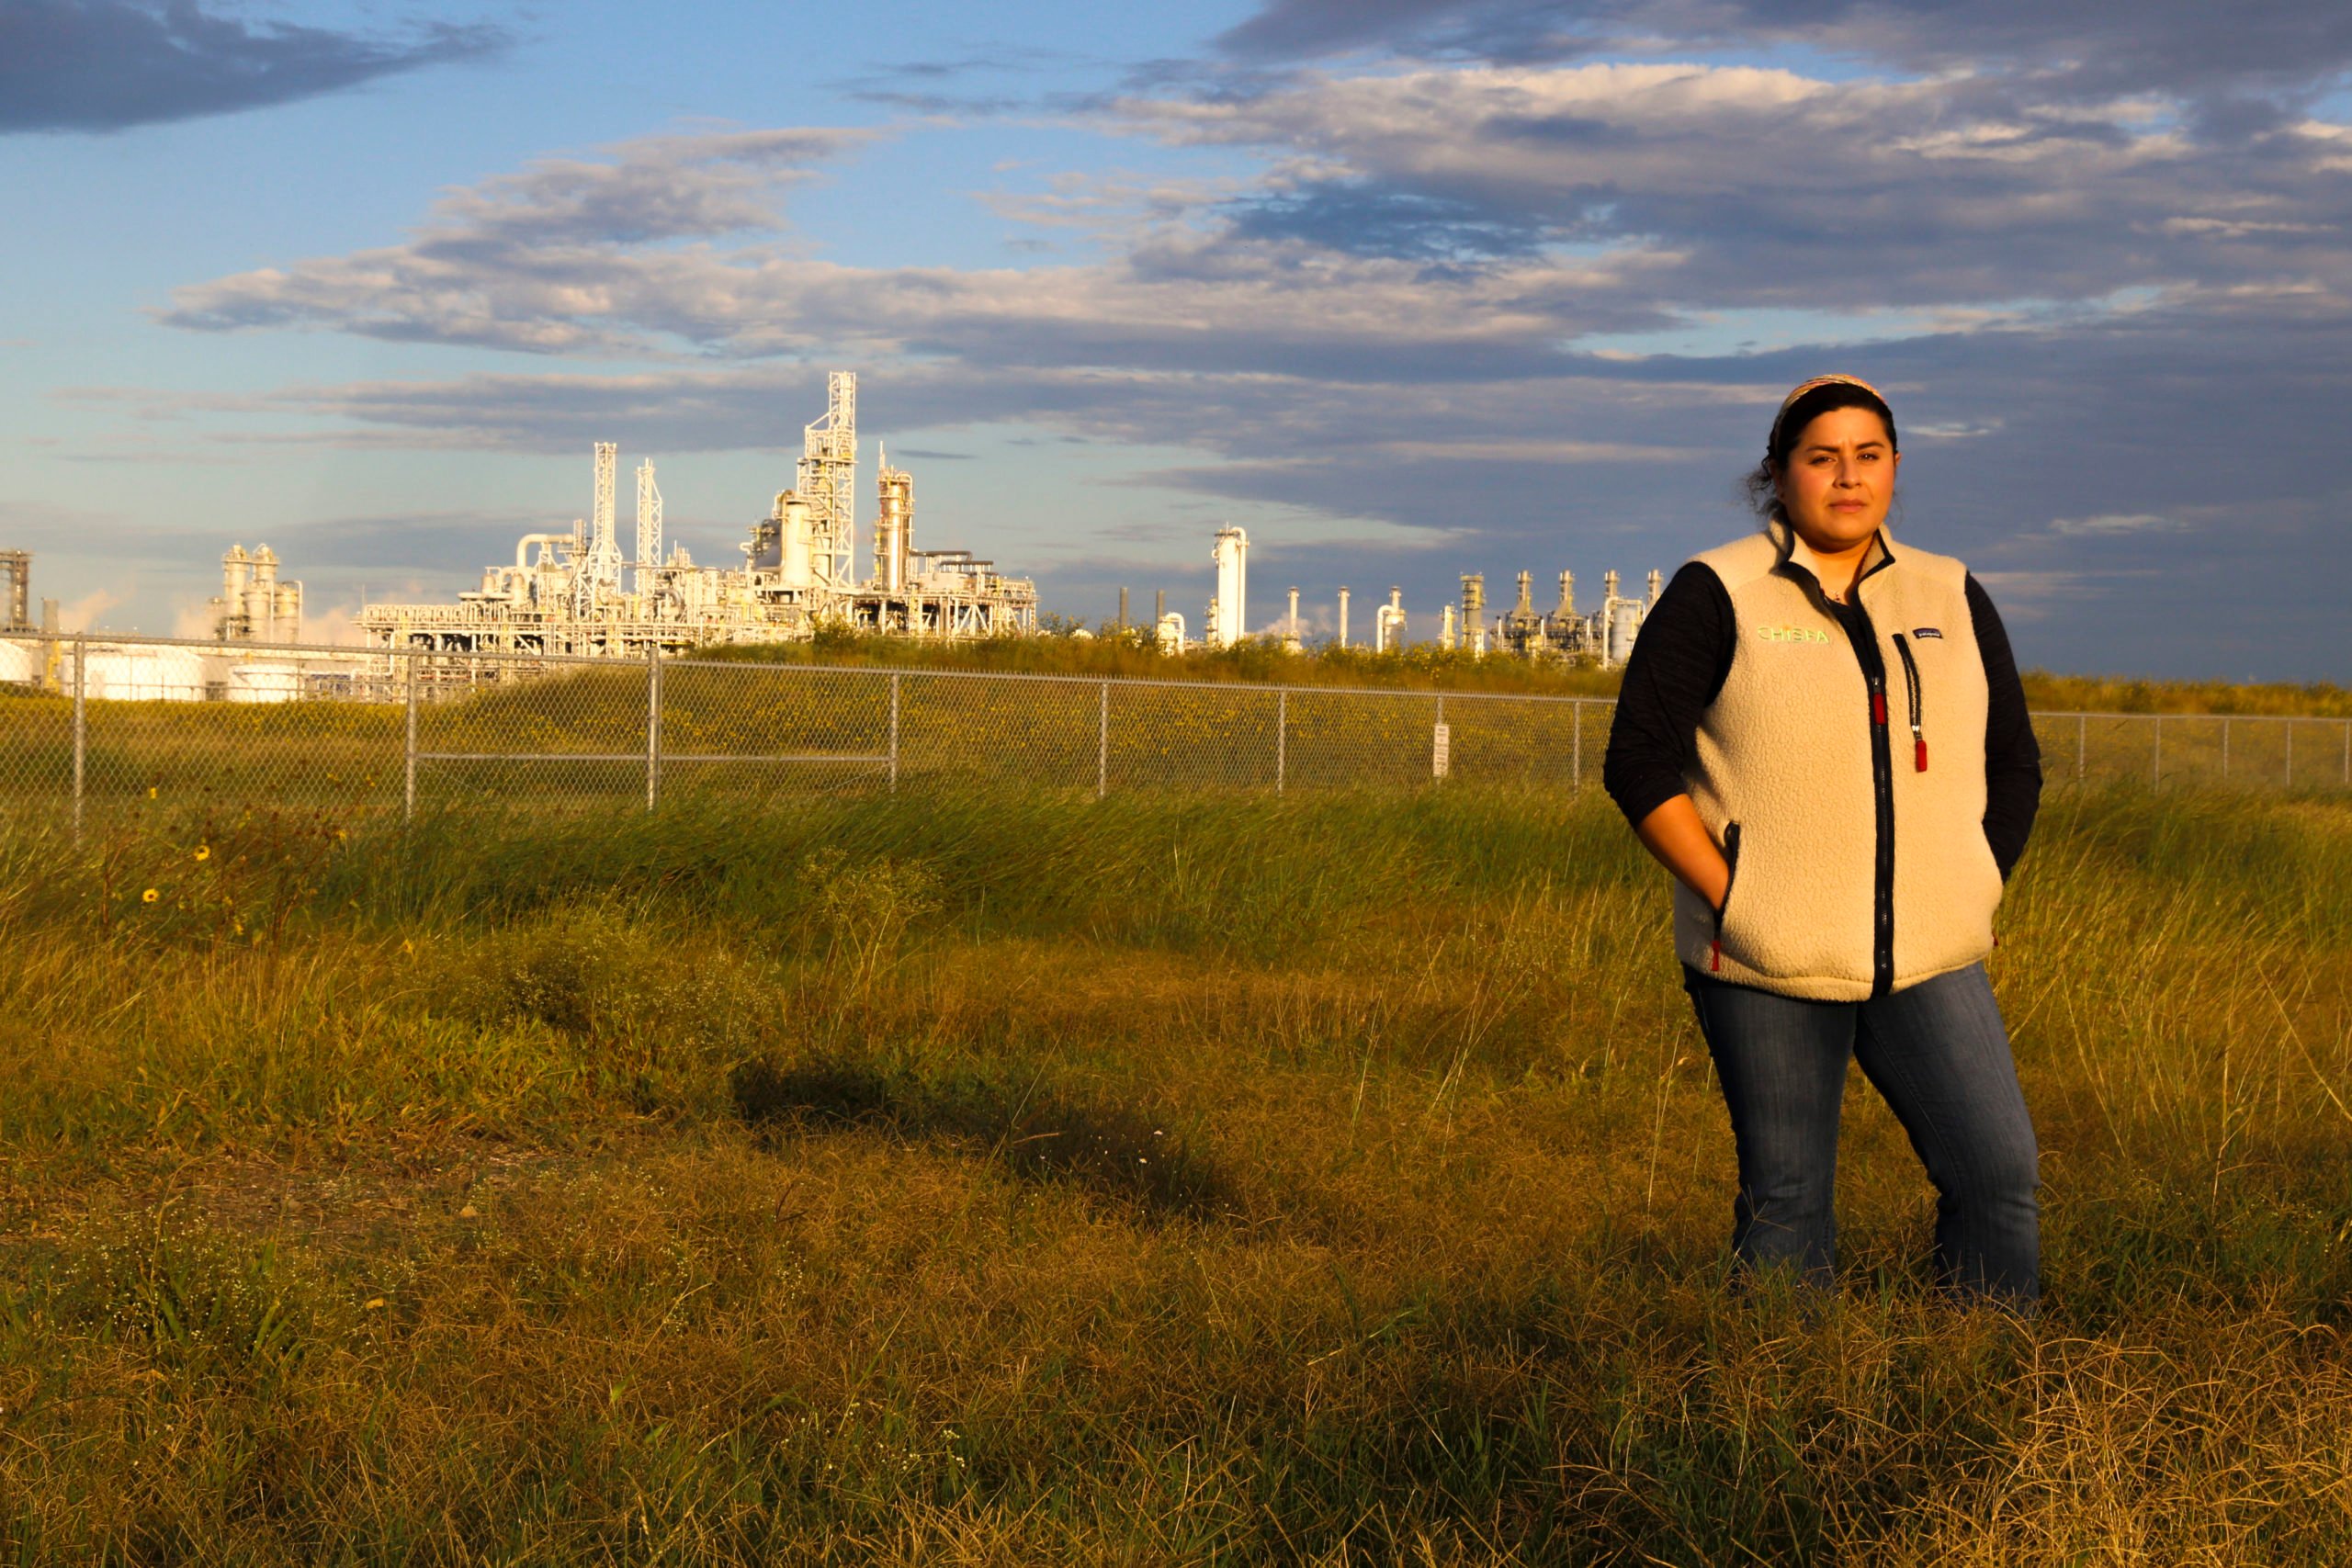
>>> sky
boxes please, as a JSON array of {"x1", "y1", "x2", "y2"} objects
[{"x1": 3, "y1": 0, "x2": 2349, "y2": 679}]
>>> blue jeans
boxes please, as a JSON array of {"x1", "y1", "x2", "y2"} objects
[{"x1": 1682, "y1": 962, "x2": 2040, "y2": 1304}]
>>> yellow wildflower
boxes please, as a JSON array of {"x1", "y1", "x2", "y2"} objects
[
  {"x1": 193, "y1": 845, "x2": 210, "y2": 863},
  {"x1": 141, "y1": 888, "x2": 158, "y2": 904}
]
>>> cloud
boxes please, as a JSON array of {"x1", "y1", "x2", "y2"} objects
[
  {"x1": 127, "y1": 120, "x2": 1663, "y2": 373},
  {"x1": 1215, "y1": 1, "x2": 2352, "y2": 103},
  {"x1": 0, "y1": 1, "x2": 506, "y2": 134},
  {"x1": 2048, "y1": 513, "x2": 2177, "y2": 536},
  {"x1": 1112, "y1": 62, "x2": 2352, "y2": 313},
  {"x1": 159, "y1": 127, "x2": 877, "y2": 351},
  {"x1": 158, "y1": 63, "x2": 2352, "y2": 391}
]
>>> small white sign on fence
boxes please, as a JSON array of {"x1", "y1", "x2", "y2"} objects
[{"x1": 1432, "y1": 722, "x2": 1451, "y2": 780}]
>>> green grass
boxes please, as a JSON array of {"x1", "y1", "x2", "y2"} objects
[
  {"x1": 710, "y1": 623, "x2": 1632, "y2": 694},
  {"x1": 3, "y1": 784, "x2": 2351, "y2": 1562},
  {"x1": 700, "y1": 622, "x2": 2352, "y2": 716}
]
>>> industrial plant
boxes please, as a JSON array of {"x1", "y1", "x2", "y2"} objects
[
  {"x1": 2, "y1": 367, "x2": 1666, "y2": 702},
  {"x1": 356, "y1": 372, "x2": 1039, "y2": 657},
  {"x1": 1162, "y1": 521, "x2": 1658, "y2": 669},
  {"x1": 1161, "y1": 525, "x2": 1657, "y2": 668}
]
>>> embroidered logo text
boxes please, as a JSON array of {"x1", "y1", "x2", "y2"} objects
[
  {"x1": 1913, "y1": 626, "x2": 1943, "y2": 639},
  {"x1": 1757, "y1": 626, "x2": 1833, "y2": 644}
]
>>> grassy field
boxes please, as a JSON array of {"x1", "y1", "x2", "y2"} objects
[
  {"x1": 9, "y1": 652, "x2": 2343, "y2": 836},
  {"x1": 5, "y1": 783, "x2": 2352, "y2": 1563}
]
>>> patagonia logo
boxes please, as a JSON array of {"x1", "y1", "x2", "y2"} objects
[
  {"x1": 1757, "y1": 626, "x2": 1832, "y2": 644},
  {"x1": 1913, "y1": 626, "x2": 1943, "y2": 639}
]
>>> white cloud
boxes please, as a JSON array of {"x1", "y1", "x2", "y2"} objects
[{"x1": 2049, "y1": 513, "x2": 2177, "y2": 536}]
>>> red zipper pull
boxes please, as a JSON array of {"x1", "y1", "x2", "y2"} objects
[
  {"x1": 1915, "y1": 736, "x2": 1928, "y2": 772},
  {"x1": 1871, "y1": 691, "x2": 1888, "y2": 726},
  {"x1": 1711, "y1": 937, "x2": 1723, "y2": 973}
]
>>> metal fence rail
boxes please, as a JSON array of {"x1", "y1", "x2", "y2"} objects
[{"x1": 2, "y1": 632, "x2": 2345, "y2": 833}]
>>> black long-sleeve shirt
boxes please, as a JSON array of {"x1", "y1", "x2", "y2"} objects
[{"x1": 1602, "y1": 561, "x2": 2042, "y2": 877}]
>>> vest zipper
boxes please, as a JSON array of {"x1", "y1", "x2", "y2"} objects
[
  {"x1": 1827, "y1": 594, "x2": 1897, "y2": 999},
  {"x1": 1893, "y1": 632, "x2": 1928, "y2": 772}
]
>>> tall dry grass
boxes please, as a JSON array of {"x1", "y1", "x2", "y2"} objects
[{"x1": 2, "y1": 783, "x2": 2349, "y2": 1562}]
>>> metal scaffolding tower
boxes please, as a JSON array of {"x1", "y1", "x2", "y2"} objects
[
  {"x1": 799, "y1": 371, "x2": 856, "y2": 590},
  {"x1": 635, "y1": 458, "x2": 663, "y2": 592},
  {"x1": 0, "y1": 551, "x2": 27, "y2": 631},
  {"x1": 588, "y1": 441, "x2": 622, "y2": 587}
]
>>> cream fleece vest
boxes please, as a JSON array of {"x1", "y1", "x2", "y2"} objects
[{"x1": 1675, "y1": 525, "x2": 2000, "y2": 1001}]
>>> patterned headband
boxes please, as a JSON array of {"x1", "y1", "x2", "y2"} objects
[{"x1": 1770, "y1": 374, "x2": 1891, "y2": 452}]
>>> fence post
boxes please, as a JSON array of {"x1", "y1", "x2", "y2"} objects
[
  {"x1": 2076, "y1": 714, "x2": 2086, "y2": 785},
  {"x1": 70, "y1": 633, "x2": 85, "y2": 842},
  {"x1": 1276, "y1": 686, "x2": 1287, "y2": 795},
  {"x1": 1096, "y1": 682, "x2": 1109, "y2": 800},
  {"x1": 2222, "y1": 716, "x2": 2230, "y2": 782},
  {"x1": 2153, "y1": 715, "x2": 2162, "y2": 790},
  {"x1": 403, "y1": 650, "x2": 418, "y2": 822},
  {"x1": 889, "y1": 672, "x2": 900, "y2": 795},
  {"x1": 1573, "y1": 699, "x2": 1583, "y2": 789},
  {"x1": 2343, "y1": 720, "x2": 2349, "y2": 788},
  {"x1": 646, "y1": 643, "x2": 662, "y2": 811},
  {"x1": 2286, "y1": 720, "x2": 2294, "y2": 788}
]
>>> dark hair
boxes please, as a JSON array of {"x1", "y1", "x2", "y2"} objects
[{"x1": 1743, "y1": 380, "x2": 1900, "y2": 525}]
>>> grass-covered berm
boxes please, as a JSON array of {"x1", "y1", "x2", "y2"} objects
[{"x1": 3, "y1": 784, "x2": 2350, "y2": 1564}]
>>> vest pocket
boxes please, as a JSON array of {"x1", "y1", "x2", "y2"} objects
[{"x1": 1711, "y1": 821, "x2": 1742, "y2": 973}]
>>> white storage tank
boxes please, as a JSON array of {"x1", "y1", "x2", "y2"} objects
[
  {"x1": 225, "y1": 660, "x2": 303, "y2": 703},
  {"x1": 78, "y1": 644, "x2": 212, "y2": 701},
  {"x1": 0, "y1": 640, "x2": 39, "y2": 688},
  {"x1": 1607, "y1": 600, "x2": 1645, "y2": 667}
]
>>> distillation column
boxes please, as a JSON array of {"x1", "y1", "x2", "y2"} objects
[
  {"x1": 1209, "y1": 526, "x2": 1249, "y2": 648},
  {"x1": 250, "y1": 547, "x2": 280, "y2": 640},
  {"x1": 876, "y1": 446, "x2": 912, "y2": 595}
]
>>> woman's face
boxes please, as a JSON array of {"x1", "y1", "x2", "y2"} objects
[{"x1": 1774, "y1": 405, "x2": 1900, "y2": 553}]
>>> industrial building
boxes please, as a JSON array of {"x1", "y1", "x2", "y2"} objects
[
  {"x1": 356, "y1": 372, "x2": 1040, "y2": 657},
  {"x1": 211, "y1": 544, "x2": 303, "y2": 641},
  {"x1": 1491, "y1": 568, "x2": 1661, "y2": 666},
  {"x1": 1259, "y1": 565, "x2": 1657, "y2": 666}
]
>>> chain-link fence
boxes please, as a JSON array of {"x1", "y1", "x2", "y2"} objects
[{"x1": 2, "y1": 632, "x2": 2345, "y2": 833}]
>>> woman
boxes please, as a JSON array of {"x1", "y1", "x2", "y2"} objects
[{"x1": 1601, "y1": 374, "x2": 2043, "y2": 1304}]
